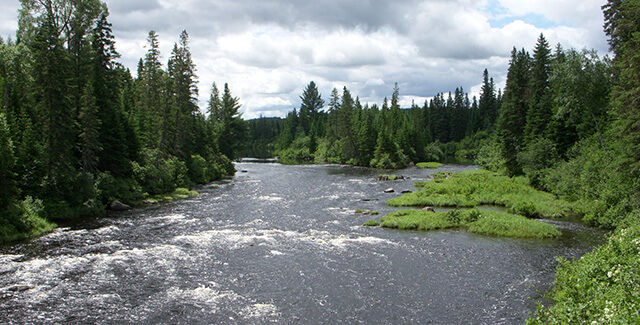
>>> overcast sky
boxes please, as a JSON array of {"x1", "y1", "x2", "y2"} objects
[{"x1": 1, "y1": 0, "x2": 609, "y2": 119}]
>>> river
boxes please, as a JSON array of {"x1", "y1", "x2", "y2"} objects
[{"x1": 0, "y1": 163, "x2": 605, "y2": 324}]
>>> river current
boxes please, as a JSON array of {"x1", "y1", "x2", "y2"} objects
[{"x1": 0, "y1": 163, "x2": 604, "y2": 324}]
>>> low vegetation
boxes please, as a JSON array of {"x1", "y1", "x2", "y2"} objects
[
  {"x1": 377, "y1": 208, "x2": 560, "y2": 239},
  {"x1": 363, "y1": 220, "x2": 380, "y2": 227},
  {"x1": 416, "y1": 162, "x2": 444, "y2": 169},
  {"x1": 143, "y1": 187, "x2": 199, "y2": 204},
  {"x1": 388, "y1": 169, "x2": 572, "y2": 218},
  {"x1": 528, "y1": 214, "x2": 640, "y2": 324}
]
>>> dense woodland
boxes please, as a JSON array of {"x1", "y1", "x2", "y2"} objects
[
  {"x1": 0, "y1": 0, "x2": 245, "y2": 240},
  {"x1": 1, "y1": 0, "x2": 640, "y2": 322}
]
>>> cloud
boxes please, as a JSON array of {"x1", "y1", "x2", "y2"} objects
[{"x1": 0, "y1": 0, "x2": 611, "y2": 119}]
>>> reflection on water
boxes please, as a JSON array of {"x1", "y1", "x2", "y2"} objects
[{"x1": 0, "y1": 163, "x2": 605, "y2": 324}]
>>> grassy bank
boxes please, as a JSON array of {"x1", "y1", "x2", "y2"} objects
[
  {"x1": 416, "y1": 162, "x2": 444, "y2": 169},
  {"x1": 139, "y1": 187, "x2": 199, "y2": 205},
  {"x1": 375, "y1": 208, "x2": 560, "y2": 239},
  {"x1": 387, "y1": 169, "x2": 572, "y2": 218}
]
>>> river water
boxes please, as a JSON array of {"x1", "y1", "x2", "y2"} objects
[{"x1": 0, "y1": 163, "x2": 604, "y2": 324}]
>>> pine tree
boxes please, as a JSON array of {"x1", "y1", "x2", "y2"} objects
[
  {"x1": 478, "y1": 69, "x2": 497, "y2": 131},
  {"x1": 0, "y1": 113, "x2": 17, "y2": 210},
  {"x1": 498, "y1": 48, "x2": 531, "y2": 176},
  {"x1": 524, "y1": 33, "x2": 553, "y2": 142},
  {"x1": 299, "y1": 81, "x2": 324, "y2": 136},
  {"x1": 216, "y1": 83, "x2": 245, "y2": 159},
  {"x1": 603, "y1": 0, "x2": 640, "y2": 169},
  {"x1": 79, "y1": 83, "x2": 101, "y2": 174}
]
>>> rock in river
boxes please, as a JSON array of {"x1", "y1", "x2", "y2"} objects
[{"x1": 109, "y1": 200, "x2": 132, "y2": 211}]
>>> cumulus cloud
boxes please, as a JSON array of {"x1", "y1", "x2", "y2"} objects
[{"x1": 0, "y1": 0, "x2": 610, "y2": 118}]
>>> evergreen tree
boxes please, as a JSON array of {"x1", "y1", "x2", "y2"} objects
[
  {"x1": 603, "y1": 0, "x2": 640, "y2": 169},
  {"x1": 478, "y1": 69, "x2": 497, "y2": 131},
  {"x1": 216, "y1": 83, "x2": 246, "y2": 159},
  {"x1": 524, "y1": 33, "x2": 553, "y2": 142},
  {"x1": 299, "y1": 81, "x2": 324, "y2": 135},
  {"x1": 0, "y1": 113, "x2": 17, "y2": 210},
  {"x1": 79, "y1": 83, "x2": 101, "y2": 174},
  {"x1": 167, "y1": 30, "x2": 199, "y2": 158},
  {"x1": 498, "y1": 48, "x2": 531, "y2": 176}
]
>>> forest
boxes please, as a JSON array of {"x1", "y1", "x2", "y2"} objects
[
  {"x1": 0, "y1": 1, "x2": 245, "y2": 241},
  {"x1": 1, "y1": 0, "x2": 639, "y2": 322}
]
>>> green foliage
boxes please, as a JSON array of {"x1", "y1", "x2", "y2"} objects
[
  {"x1": 387, "y1": 169, "x2": 572, "y2": 219},
  {"x1": 517, "y1": 137, "x2": 560, "y2": 189},
  {"x1": 381, "y1": 209, "x2": 560, "y2": 238},
  {"x1": 363, "y1": 220, "x2": 380, "y2": 227},
  {"x1": 542, "y1": 139, "x2": 638, "y2": 228},
  {"x1": 0, "y1": 196, "x2": 56, "y2": 243},
  {"x1": 416, "y1": 162, "x2": 444, "y2": 169},
  {"x1": 475, "y1": 138, "x2": 505, "y2": 172},
  {"x1": 528, "y1": 214, "x2": 640, "y2": 324},
  {"x1": 96, "y1": 172, "x2": 144, "y2": 205}
]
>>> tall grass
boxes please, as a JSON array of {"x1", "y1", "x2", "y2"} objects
[
  {"x1": 379, "y1": 209, "x2": 560, "y2": 239},
  {"x1": 387, "y1": 169, "x2": 572, "y2": 218},
  {"x1": 416, "y1": 162, "x2": 444, "y2": 169}
]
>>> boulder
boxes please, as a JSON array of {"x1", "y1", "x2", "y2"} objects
[
  {"x1": 109, "y1": 200, "x2": 132, "y2": 211},
  {"x1": 355, "y1": 209, "x2": 371, "y2": 215},
  {"x1": 422, "y1": 206, "x2": 435, "y2": 213},
  {"x1": 142, "y1": 200, "x2": 157, "y2": 205},
  {"x1": 384, "y1": 188, "x2": 395, "y2": 193}
]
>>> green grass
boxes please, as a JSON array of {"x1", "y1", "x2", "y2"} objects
[
  {"x1": 363, "y1": 220, "x2": 380, "y2": 227},
  {"x1": 379, "y1": 209, "x2": 561, "y2": 239},
  {"x1": 388, "y1": 169, "x2": 572, "y2": 218},
  {"x1": 416, "y1": 162, "x2": 444, "y2": 169},
  {"x1": 144, "y1": 187, "x2": 198, "y2": 204}
]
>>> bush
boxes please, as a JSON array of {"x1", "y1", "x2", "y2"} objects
[
  {"x1": 0, "y1": 196, "x2": 56, "y2": 243},
  {"x1": 476, "y1": 139, "x2": 505, "y2": 172},
  {"x1": 528, "y1": 212, "x2": 640, "y2": 323},
  {"x1": 188, "y1": 154, "x2": 209, "y2": 184},
  {"x1": 97, "y1": 171, "x2": 144, "y2": 205},
  {"x1": 517, "y1": 137, "x2": 560, "y2": 189}
]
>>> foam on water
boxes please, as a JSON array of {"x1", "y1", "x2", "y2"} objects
[{"x1": 172, "y1": 227, "x2": 396, "y2": 252}]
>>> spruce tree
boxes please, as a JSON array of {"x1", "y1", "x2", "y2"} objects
[
  {"x1": 524, "y1": 33, "x2": 553, "y2": 142},
  {"x1": 498, "y1": 48, "x2": 531, "y2": 176}
]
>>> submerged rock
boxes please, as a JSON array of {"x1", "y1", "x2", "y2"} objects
[
  {"x1": 401, "y1": 190, "x2": 412, "y2": 194},
  {"x1": 109, "y1": 200, "x2": 132, "y2": 211}
]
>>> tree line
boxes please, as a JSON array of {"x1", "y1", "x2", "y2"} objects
[
  {"x1": 0, "y1": 0, "x2": 245, "y2": 241},
  {"x1": 244, "y1": 75, "x2": 501, "y2": 168},
  {"x1": 244, "y1": 28, "x2": 635, "y2": 229}
]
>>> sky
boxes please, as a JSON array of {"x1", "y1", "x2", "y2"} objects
[{"x1": 1, "y1": 0, "x2": 610, "y2": 119}]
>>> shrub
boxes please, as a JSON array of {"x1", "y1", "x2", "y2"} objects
[{"x1": 528, "y1": 213, "x2": 640, "y2": 323}]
